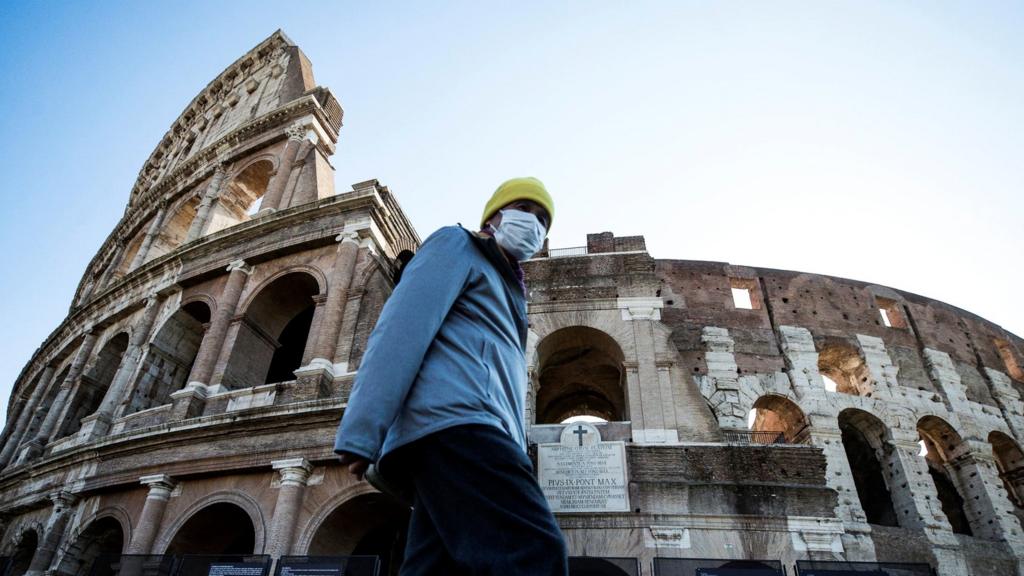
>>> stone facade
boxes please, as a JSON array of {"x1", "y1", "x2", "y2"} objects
[{"x1": 2, "y1": 30, "x2": 1024, "y2": 576}]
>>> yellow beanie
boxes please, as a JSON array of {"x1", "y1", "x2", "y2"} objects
[{"x1": 480, "y1": 177, "x2": 555, "y2": 230}]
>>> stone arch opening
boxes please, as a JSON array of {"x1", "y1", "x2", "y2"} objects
[
  {"x1": 990, "y1": 431, "x2": 1024, "y2": 510},
  {"x1": 205, "y1": 160, "x2": 274, "y2": 235},
  {"x1": 57, "y1": 333, "x2": 130, "y2": 439},
  {"x1": 7, "y1": 528, "x2": 38, "y2": 576},
  {"x1": 307, "y1": 493, "x2": 410, "y2": 576},
  {"x1": 222, "y1": 272, "x2": 319, "y2": 388},
  {"x1": 748, "y1": 395, "x2": 809, "y2": 443},
  {"x1": 817, "y1": 339, "x2": 873, "y2": 396},
  {"x1": 55, "y1": 516, "x2": 124, "y2": 576},
  {"x1": 166, "y1": 502, "x2": 256, "y2": 555},
  {"x1": 128, "y1": 301, "x2": 211, "y2": 413},
  {"x1": 917, "y1": 416, "x2": 972, "y2": 536},
  {"x1": 16, "y1": 365, "x2": 68, "y2": 448},
  {"x1": 149, "y1": 196, "x2": 202, "y2": 259},
  {"x1": 114, "y1": 231, "x2": 147, "y2": 278},
  {"x1": 837, "y1": 409, "x2": 899, "y2": 527},
  {"x1": 535, "y1": 327, "x2": 626, "y2": 424}
]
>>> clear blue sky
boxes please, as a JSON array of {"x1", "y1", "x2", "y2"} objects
[{"x1": 1, "y1": 1, "x2": 1022, "y2": 419}]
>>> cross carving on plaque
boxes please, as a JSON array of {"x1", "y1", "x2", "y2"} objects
[{"x1": 573, "y1": 425, "x2": 589, "y2": 446}]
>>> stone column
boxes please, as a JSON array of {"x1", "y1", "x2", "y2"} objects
[
  {"x1": 0, "y1": 364, "x2": 56, "y2": 467},
  {"x1": 184, "y1": 164, "x2": 228, "y2": 243},
  {"x1": 186, "y1": 260, "x2": 253, "y2": 387},
  {"x1": 308, "y1": 233, "x2": 361, "y2": 367},
  {"x1": 951, "y1": 441, "x2": 1024, "y2": 544},
  {"x1": 126, "y1": 475, "x2": 178, "y2": 554},
  {"x1": 27, "y1": 330, "x2": 100, "y2": 449},
  {"x1": 128, "y1": 204, "x2": 168, "y2": 270},
  {"x1": 81, "y1": 296, "x2": 163, "y2": 439},
  {"x1": 0, "y1": 395, "x2": 28, "y2": 448},
  {"x1": 619, "y1": 297, "x2": 673, "y2": 442},
  {"x1": 266, "y1": 458, "x2": 314, "y2": 557},
  {"x1": 260, "y1": 126, "x2": 306, "y2": 213},
  {"x1": 25, "y1": 491, "x2": 78, "y2": 576},
  {"x1": 300, "y1": 294, "x2": 329, "y2": 366},
  {"x1": 698, "y1": 327, "x2": 746, "y2": 431}
]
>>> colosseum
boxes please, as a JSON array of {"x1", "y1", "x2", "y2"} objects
[{"x1": 1, "y1": 30, "x2": 1022, "y2": 576}]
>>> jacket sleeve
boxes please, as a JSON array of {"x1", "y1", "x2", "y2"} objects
[{"x1": 333, "y1": 226, "x2": 474, "y2": 460}]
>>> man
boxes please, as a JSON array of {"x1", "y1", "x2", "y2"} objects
[{"x1": 334, "y1": 177, "x2": 569, "y2": 576}]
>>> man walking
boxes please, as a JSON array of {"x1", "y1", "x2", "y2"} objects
[{"x1": 334, "y1": 177, "x2": 569, "y2": 575}]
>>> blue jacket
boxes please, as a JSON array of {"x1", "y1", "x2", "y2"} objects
[{"x1": 333, "y1": 225, "x2": 529, "y2": 462}]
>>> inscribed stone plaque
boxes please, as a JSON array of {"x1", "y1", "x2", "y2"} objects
[{"x1": 538, "y1": 423, "x2": 629, "y2": 513}]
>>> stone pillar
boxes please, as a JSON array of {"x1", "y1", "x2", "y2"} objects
[
  {"x1": 698, "y1": 327, "x2": 746, "y2": 431},
  {"x1": 266, "y1": 458, "x2": 314, "y2": 557},
  {"x1": 855, "y1": 334, "x2": 899, "y2": 400},
  {"x1": 128, "y1": 204, "x2": 168, "y2": 270},
  {"x1": 260, "y1": 125, "x2": 306, "y2": 213},
  {"x1": 184, "y1": 164, "x2": 228, "y2": 243},
  {"x1": 885, "y1": 432, "x2": 969, "y2": 576},
  {"x1": 126, "y1": 475, "x2": 178, "y2": 554},
  {"x1": 778, "y1": 325, "x2": 824, "y2": 393},
  {"x1": 619, "y1": 297, "x2": 674, "y2": 443},
  {"x1": 0, "y1": 395, "x2": 29, "y2": 448},
  {"x1": 81, "y1": 296, "x2": 163, "y2": 439},
  {"x1": 0, "y1": 364, "x2": 56, "y2": 467},
  {"x1": 301, "y1": 295, "x2": 329, "y2": 366},
  {"x1": 985, "y1": 367, "x2": 1024, "y2": 443},
  {"x1": 308, "y1": 233, "x2": 361, "y2": 367},
  {"x1": 186, "y1": 260, "x2": 253, "y2": 387},
  {"x1": 27, "y1": 330, "x2": 100, "y2": 449},
  {"x1": 951, "y1": 441, "x2": 1024, "y2": 544},
  {"x1": 25, "y1": 491, "x2": 78, "y2": 576}
]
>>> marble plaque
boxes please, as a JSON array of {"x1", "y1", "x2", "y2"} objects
[{"x1": 538, "y1": 423, "x2": 629, "y2": 513}]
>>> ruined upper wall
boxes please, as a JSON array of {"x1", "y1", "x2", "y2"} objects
[{"x1": 525, "y1": 232, "x2": 1024, "y2": 409}]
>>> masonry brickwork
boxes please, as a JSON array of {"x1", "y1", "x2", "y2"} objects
[{"x1": 1, "y1": 31, "x2": 1023, "y2": 576}]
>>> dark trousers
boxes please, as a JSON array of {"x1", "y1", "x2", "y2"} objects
[{"x1": 387, "y1": 424, "x2": 569, "y2": 576}]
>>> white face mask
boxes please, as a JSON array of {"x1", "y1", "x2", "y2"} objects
[{"x1": 492, "y1": 209, "x2": 547, "y2": 261}]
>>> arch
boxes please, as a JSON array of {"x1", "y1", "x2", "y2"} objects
[
  {"x1": 148, "y1": 194, "x2": 203, "y2": 259},
  {"x1": 204, "y1": 159, "x2": 275, "y2": 235},
  {"x1": 990, "y1": 430, "x2": 1024, "y2": 509},
  {"x1": 113, "y1": 230, "x2": 148, "y2": 278},
  {"x1": 127, "y1": 301, "x2": 212, "y2": 414},
  {"x1": 221, "y1": 271, "x2": 320, "y2": 388},
  {"x1": 294, "y1": 483, "x2": 379, "y2": 555},
  {"x1": 302, "y1": 490, "x2": 409, "y2": 576},
  {"x1": 535, "y1": 326, "x2": 627, "y2": 424},
  {"x1": 7, "y1": 527, "x2": 39, "y2": 575},
  {"x1": 238, "y1": 266, "x2": 327, "y2": 312},
  {"x1": 155, "y1": 491, "x2": 266, "y2": 555},
  {"x1": 917, "y1": 415, "x2": 972, "y2": 535},
  {"x1": 748, "y1": 394, "x2": 809, "y2": 443},
  {"x1": 817, "y1": 338, "x2": 873, "y2": 396},
  {"x1": 55, "y1": 332, "x2": 130, "y2": 439},
  {"x1": 54, "y1": 512, "x2": 127, "y2": 576},
  {"x1": 837, "y1": 408, "x2": 899, "y2": 527},
  {"x1": 14, "y1": 365, "x2": 69, "y2": 449}
]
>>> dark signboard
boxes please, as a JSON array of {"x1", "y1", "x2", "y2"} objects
[
  {"x1": 569, "y1": 556, "x2": 641, "y2": 576},
  {"x1": 654, "y1": 558, "x2": 785, "y2": 576},
  {"x1": 795, "y1": 561, "x2": 936, "y2": 576},
  {"x1": 274, "y1": 556, "x2": 380, "y2": 576},
  {"x1": 174, "y1": 555, "x2": 271, "y2": 576}
]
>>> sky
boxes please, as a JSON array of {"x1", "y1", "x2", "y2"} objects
[{"x1": 0, "y1": 1, "x2": 1022, "y2": 420}]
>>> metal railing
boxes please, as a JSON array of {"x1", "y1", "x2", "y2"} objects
[
  {"x1": 722, "y1": 430, "x2": 787, "y2": 445},
  {"x1": 547, "y1": 245, "x2": 588, "y2": 258}
]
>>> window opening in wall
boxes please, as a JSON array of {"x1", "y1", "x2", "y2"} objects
[
  {"x1": 918, "y1": 416, "x2": 974, "y2": 536},
  {"x1": 128, "y1": 301, "x2": 211, "y2": 414},
  {"x1": 822, "y1": 374, "x2": 839, "y2": 392},
  {"x1": 729, "y1": 278, "x2": 761, "y2": 310},
  {"x1": 875, "y1": 297, "x2": 907, "y2": 329},
  {"x1": 817, "y1": 339, "x2": 873, "y2": 396},
  {"x1": 57, "y1": 333, "x2": 130, "y2": 439},
  {"x1": 535, "y1": 326, "x2": 626, "y2": 425},
  {"x1": 166, "y1": 502, "x2": 256, "y2": 555},
  {"x1": 246, "y1": 195, "x2": 263, "y2": 216},
  {"x1": 990, "y1": 431, "x2": 1024, "y2": 510},
  {"x1": 994, "y1": 338, "x2": 1024, "y2": 381},
  {"x1": 918, "y1": 439, "x2": 927, "y2": 457},
  {"x1": 749, "y1": 396, "x2": 809, "y2": 444},
  {"x1": 308, "y1": 493, "x2": 410, "y2": 576},
  {"x1": 838, "y1": 409, "x2": 899, "y2": 527}
]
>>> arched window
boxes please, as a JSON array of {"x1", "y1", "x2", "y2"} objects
[
  {"x1": 989, "y1": 431, "x2": 1024, "y2": 510},
  {"x1": 917, "y1": 416, "x2": 973, "y2": 536},
  {"x1": 747, "y1": 395, "x2": 809, "y2": 444},
  {"x1": 166, "y1": 502, "x2": 255, "y2": 555},
  {"x1": 307, "y1": 494, "x2": 410, "y2": 576},
  {"x1": 817, "y1": 339, "x2": 873, "y2": 396},
  {"x1": 221, "y1": 272, "x2": 319, "y2": 388},
  {"x1": 128, "y1": 301, "x2": 211, "y2": 413},
  {"x1": 55, "y1": 516, "x2": 124, "y2": 576},
  {"x1": 535, "y1": 327, "x2": 626, "y2": 424},
  {"x1": 56, "y1": 333, "x2": 129, "y2": 439},
  {"x1": 204, "y1": 160, "x2": 274, "y2": 235},
  {"x1": 838, "y1": 409, "x2": 899, "y2": 527}
]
